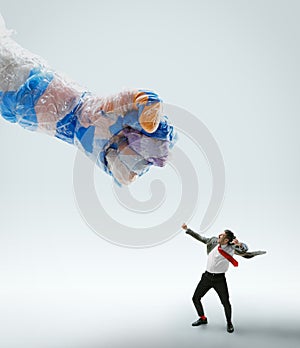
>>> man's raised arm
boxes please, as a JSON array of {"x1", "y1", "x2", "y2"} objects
[{"x1": 181, "y1": 223, "x2": 211, "y2": 244}]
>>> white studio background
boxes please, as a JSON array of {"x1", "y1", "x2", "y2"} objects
[{"x1": 0, "y1": 1, "x2": 300, "y2": 348}]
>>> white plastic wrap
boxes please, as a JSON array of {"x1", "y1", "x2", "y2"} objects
[{"x1": 0, "y1": 14, "x2": 176, "y2": 185}]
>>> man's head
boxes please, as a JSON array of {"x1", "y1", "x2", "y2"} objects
[{"x1": 218, "y1": 229, "x2": 236, "y2": 245}]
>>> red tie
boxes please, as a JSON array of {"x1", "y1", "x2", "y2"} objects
[{"x1": 218, "y1": 246, "x2": 239, "y2": 267}]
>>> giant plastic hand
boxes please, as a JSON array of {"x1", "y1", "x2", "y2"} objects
[{"x1": 0, "y1": 15, "x2": 175, "y2": 185}]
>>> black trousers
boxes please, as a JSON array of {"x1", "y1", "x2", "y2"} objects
[{"x1": 192, "y1": 271, "x2": 232, "y2": 323}]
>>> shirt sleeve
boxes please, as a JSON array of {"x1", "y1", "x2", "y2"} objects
[
  {"x1": 233, "y1": 242, "x2": 248, "y2": 254},
  {"x1": 185, "y1": 228, "x2": 211, "y2": 244}
]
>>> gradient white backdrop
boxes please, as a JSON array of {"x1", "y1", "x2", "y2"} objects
[{"x1": 0, "y1": 1, "x2": 299, "y2": 347}]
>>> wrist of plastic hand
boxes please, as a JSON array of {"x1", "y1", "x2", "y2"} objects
[{"x1": 0, "y1": 67, "x2": 176, "y2": 185}]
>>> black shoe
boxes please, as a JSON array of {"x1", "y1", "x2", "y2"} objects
[
  {"x1": 227, "y1": 322, "x2": 234, "y2": 333},
  {"x1": 192, "y1": 318, "x2": 208, "y2": 326}
]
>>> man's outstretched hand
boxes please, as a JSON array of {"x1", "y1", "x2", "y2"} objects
[{"x1": 181, "y1": 223, "x2": 188, "y2": 230}]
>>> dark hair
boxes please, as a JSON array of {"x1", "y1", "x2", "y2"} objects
[{"x1": 224, "y1": 229, "x2": 236, "y2": 243}]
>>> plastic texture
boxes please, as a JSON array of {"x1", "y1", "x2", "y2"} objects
[{"x1": 0, "y1": 15, "x2": 176, "y2": 185}]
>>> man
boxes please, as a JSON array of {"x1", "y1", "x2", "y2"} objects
[{"x1": 182, "y1": 223, "x2": 266, "y2": 333}]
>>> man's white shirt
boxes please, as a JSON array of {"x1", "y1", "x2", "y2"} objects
[{"x1": 206, "y1": 244, "x2": 235, "y2": 273}]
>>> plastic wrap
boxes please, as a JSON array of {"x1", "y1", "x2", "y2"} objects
[{"x1": 0, "y1": 15, "x2": 176, "y2": 185}]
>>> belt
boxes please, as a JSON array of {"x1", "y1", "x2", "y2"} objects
[{"x1": 205, "y1": 271, "x2": 225, "y2": 277}]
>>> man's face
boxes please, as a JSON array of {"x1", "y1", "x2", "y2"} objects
[{"x1": 218, "y1": 232, "x2": 229, "y2": 245}]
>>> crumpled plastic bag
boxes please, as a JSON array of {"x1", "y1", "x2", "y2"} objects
[{"x1": 0, "y1": 14, "x2": 176, "y2": 185}]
